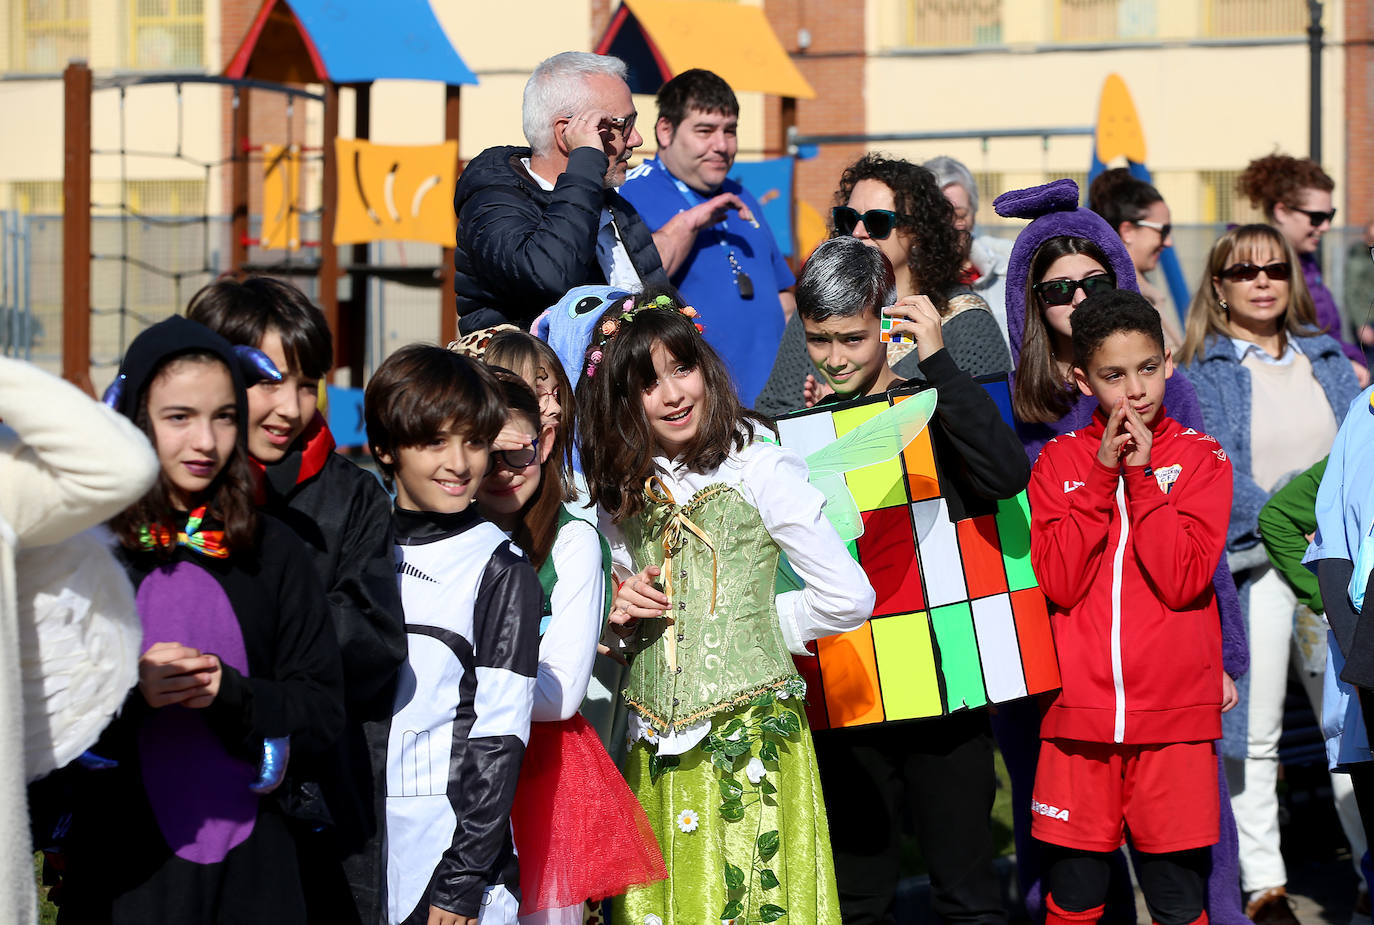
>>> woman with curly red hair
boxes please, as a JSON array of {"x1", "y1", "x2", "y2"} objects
[{"x1": 1238, "y1": 153, "x2": 1368, "y2": 385}]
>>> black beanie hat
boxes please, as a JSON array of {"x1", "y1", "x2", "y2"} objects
[{"x1": 105, "y1": 315, "x2": 277, "y2": 428}]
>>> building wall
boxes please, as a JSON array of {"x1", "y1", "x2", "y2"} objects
[
  {"x1": 764, "y1": 0, "x2": 867, "y2": 218},
  {"x1": 1346, "y1": 0, "x2": 1373, "y2": 230}
]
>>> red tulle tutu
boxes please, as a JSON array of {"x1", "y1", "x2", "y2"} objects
[{"x1": 511, "y1": 713, "x2": 666, "y2": 914}]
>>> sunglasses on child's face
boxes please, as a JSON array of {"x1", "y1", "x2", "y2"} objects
[
  {"x1": 832, "y1": 206, "x2": 909, "y2": 240},
  {"x1": 1217, "y1": 262, "x2": 1292, "y2": 282},
  {"x1": 490, "y1": 437, "x2": 540, "y2": 472},
  {"x1": 1034, "y1": 275, "x2": 1116, "y2": 306}
]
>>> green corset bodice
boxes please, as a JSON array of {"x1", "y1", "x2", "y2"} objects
[{"x1": 622, "y1": 479, "x2": 799, "y2": 730}]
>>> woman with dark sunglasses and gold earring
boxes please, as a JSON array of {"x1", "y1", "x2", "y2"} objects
[
  {"x1": 1182, "y1": 223, "x2": 1363, "y2": 925},
  {"x1": 754, "y1": 155, "x2": 1009, "y2": 415},
  {"x1": 1238, "y1": 153, "x2": 1369, "y2": 386}
]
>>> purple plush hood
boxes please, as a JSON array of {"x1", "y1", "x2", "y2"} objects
[{"x1": 996, "y1": 179, "x2": 1139, "y2": 366}]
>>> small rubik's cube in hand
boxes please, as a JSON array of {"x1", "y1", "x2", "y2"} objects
[{"x1": 880, "y1": 316, "x2": 911, "y2": 344}]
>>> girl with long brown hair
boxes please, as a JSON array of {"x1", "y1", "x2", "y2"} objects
[{"x1": 579, "y1": 293, "x2": 874, "y2": 925}]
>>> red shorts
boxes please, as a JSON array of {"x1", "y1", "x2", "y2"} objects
[{"x1": 1031, "y1": 738, "x2": 1218, "y2": 854}]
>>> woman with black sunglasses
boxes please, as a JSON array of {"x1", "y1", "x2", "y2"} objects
[
  {"x1": 831, "y1": 154, "x2": 1010, "y2": 382},
  {"x1": 1182, "y1": 223, "x2": 1363, "y2": 925},
  {"x1": 1238, "y1": 153, "x2": 1368, "y2": 386},
  {"x1": 754, "y1": 155, "x2": 1010, "y2": 415}
]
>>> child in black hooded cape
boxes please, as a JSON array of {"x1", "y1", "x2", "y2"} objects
[{"x1": 55, "y1": 316, "x2": 344, "y2": 924}]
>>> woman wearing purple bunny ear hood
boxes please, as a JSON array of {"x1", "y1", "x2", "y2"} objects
[{"x1": 995, "y1": 179, "x2": 1249, "y2": 925}]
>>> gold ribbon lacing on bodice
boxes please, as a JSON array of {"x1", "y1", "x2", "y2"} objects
[{"x1": 644, "y1": 476, "x2": 721, "y2": 672}]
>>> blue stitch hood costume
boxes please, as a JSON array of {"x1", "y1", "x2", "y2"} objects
[{"x1": 535, "y1": 285, "x2": 633, "y2": 392}]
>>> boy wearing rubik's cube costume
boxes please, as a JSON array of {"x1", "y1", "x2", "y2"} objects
[{"x1": 793, "y1": 234, "x2": 1032, "y2": 922}]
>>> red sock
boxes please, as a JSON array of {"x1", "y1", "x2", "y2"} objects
[{"x1": 1046, "y1": 894, "x2": 1105, "y2": 925}]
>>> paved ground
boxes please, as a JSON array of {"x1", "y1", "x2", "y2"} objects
[{"x1": 898, "y1": 762, "x2": 1366, "y2": 925}]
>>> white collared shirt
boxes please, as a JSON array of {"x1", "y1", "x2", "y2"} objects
[
  {"x1": 1230, "y1": 335, "x2": 1301, "y2": 366},
  {"x1": 521, "y1": 157, "x2": 642, "y2": 292}
]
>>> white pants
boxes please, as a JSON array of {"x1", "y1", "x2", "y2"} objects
[
  {"x1": 519, "y1": 903, "x2": 583, "y2": 925},
  {"x1": 1225, "y1": 566, "x2": 1367, "y2": 893}
]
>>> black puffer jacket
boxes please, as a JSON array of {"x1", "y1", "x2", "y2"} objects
[{"x1": 453, "y1": 144, "x2": 669, "y2": 332}]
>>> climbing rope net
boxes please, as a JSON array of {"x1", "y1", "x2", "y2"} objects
[{"x1": 84, "y1": 74, "x2": 325, "y2": 370}]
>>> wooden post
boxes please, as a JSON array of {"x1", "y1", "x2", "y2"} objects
[
  {"x1": 230, "y1": 86, "x2": 251, "y2": 273},
  {"x1": 62, "y1": 60, "x2": 93, "y2": 394},
  {"x1": 343, "y1": 83, "x2": 370, "y2": 385},
  {"x1": 441, "y1": 84, "x2": 461, "y2": 347},
  {"x1": 320, "y1": 81, "x2": 342, "y2": 380}
]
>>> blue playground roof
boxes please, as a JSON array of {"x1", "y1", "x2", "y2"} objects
[{"x1": 225, "y1": 0, "x2": 477, "y2": 86}]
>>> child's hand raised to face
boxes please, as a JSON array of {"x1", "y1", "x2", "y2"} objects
[
  {"x1": 138, "y1": 641, "x2": 221, "y2": 709},
  {"x1": 1120, "y1": 401, "x2": 1153, "y2": 468},
  {"x1": 1096, "y1": 399, "x2": 1154, "y2": 469},
  {"x1": 492, "y1": 423, "x2": 534, "y2": 453}
]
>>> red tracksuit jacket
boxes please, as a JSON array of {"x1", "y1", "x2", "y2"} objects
[{"x1": 1028, "y1": 409, "x2": 1231, "y2": 746}]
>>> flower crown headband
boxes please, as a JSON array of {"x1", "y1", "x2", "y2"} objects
[{"x1": 582, "y1": 294, "x2": 703, "y2": 379}]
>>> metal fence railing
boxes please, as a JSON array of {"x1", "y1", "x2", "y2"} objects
[{"x1": 8, "y1": 213, "x2": 1369, "y2": 383}]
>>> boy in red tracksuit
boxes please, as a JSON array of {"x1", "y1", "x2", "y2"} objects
[{"x1": 1029, "y1": 290, "x2": 1232, "y2": 925}]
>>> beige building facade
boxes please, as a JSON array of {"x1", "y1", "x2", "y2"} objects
[{"x1": 0, "y1": 0, "x2": 1363, "y2": 375}]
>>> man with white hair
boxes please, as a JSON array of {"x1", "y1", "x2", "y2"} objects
[{"x1": 453, "y1": 51, "x2": 671, "y2": 333}]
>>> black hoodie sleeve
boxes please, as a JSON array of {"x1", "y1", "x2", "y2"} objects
[
  {"x1": 429, "y1": 543, "x2": 542, "y2": 918},
  {"x1": 457, "y1": 146, "x2": 609, "y2": 309},
  {"x1": 207, "y1": 527, "x2": 346, "y2": 756},
  {"x1": 1319, "y1": 556, "x2": 1359, "y2": 660},
  {"x1": 331, "y1": 468, "x2": 407, "y2": 712},
  {"x1": 916, "y1": 348, "x2": 1030, "y2": 501}
]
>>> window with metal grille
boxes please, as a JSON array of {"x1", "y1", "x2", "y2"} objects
[
  {"x1": 125, "y1": 179, "x2": 204, "y2": 215},
  {"x1": 900, "y1": 0, "x2": 1003, "y2": 48},
  {"x1": 1199, "y1": 169, "x2": 1266, "y2": 224},
  {"x1": 127, "y1": 0, "x2": 203, "y2": 70},
  {"x1": 1053, "y1": 0, "x2": 1158, "y2": 42},
  {"x1": 1204, "y1": 0, "x2": 1305, "y2": 37},
  {"x1": 10, "y1": 180, "x2": 63, "y2": 214},
  {"x1": 11, "y1": 0, "x2": 90, "y2": 73},
  {"x1": 971, "y1": 170, "x2": 1004, "y2": 228}
]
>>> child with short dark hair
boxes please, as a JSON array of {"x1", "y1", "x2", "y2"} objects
[
  {"x1": 1029, "y1": 290, "x2": 1233, "y2": 925},
  {"x1": 188, "y1": 276, "x2": 406, "y2": 923},
  {"x1": 366, "y1": 345, "x2": 542, "y2": 925}
]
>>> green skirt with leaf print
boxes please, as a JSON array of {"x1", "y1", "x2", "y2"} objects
[{"x1": 613, "y1": 693, "x2": 842, "y2": 925}]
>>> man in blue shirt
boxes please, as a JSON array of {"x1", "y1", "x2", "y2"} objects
[{"x1": 620, "y1": 69, "x2": 795, "y2": 406}]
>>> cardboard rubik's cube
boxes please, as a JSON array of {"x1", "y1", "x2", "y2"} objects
[
  {"x1": 878, "y1": 316, "x2": 910, "y2": 344},
  {"x1": 774, "y1": 376, "x2": 1060, "y2": 729}
]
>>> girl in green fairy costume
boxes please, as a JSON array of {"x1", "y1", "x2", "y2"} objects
[{"x1": 577, "y1": 295, "x2": 876, "y2": 925}]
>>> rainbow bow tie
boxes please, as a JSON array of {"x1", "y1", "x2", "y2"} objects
[{"x1": 138, "y1": 506, "x2": 229, "y2": 559}]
